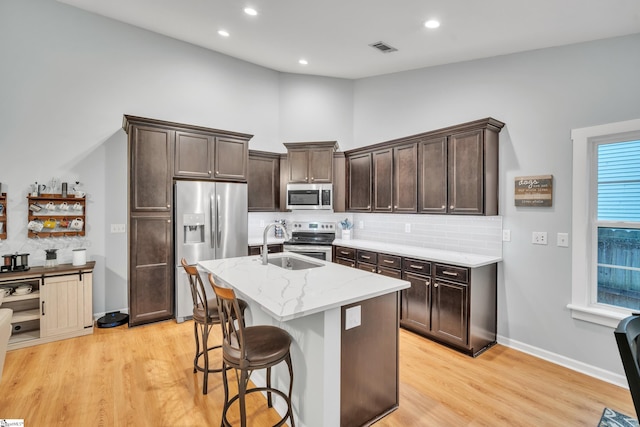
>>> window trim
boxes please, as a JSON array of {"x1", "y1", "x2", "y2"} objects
[{"x1": 569, "y1": 118, "x2": 640, "y2": 328}]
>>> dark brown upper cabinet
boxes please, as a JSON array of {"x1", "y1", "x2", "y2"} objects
[
  {"x1": 418, "y1": 137, "x2": 448, "y2": 214},
  {"x1": 373, "y1": 148, "x2": 393, "y2": 212},
  {"x1": 347, "y1": 152, "x2": 372, "y2": 212},
  {"x1": 174, "y1": 132, "x2": 248, "y2": 181},
  {"x1": 248, "y1": 150, "x2": 281, "y2": 212},
  {"x1": 129, "y1": 124, "x2": 173, "y2": 213},
  {"x1": 284, "y1": 141, "x2": 337, "y2": 184},
  {"x1": 392, "y1": 143, "x2": 418, "y2": 212},
  {"x1": 346, "y1": 117, "x2": 503, "y2": 215}
]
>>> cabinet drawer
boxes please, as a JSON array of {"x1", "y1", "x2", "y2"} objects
[
  {"x1": 357, "y1": 250, "x2": 377, "y2": 264},
  {"x1": 377, "y1": 266, "x2": 402, "y2": 279},
  {"x1": 403, "y1": 258, "x2": 431, "y2": 275},
  {"x1": 434, "y1": 264, "x2": 469, "y2": 284},
  {"x1": 357, "y1": 262, "x2": 377, "y2": 274},
  {"x1": 335, "y1": 257, "x2": 356, "y2": 268},
  {"x1": 335, "y1": 246, "x2": 356, "y2": 260},
  {"x1": 378, "y1": 253, "x2": 401, "y2": 269}
]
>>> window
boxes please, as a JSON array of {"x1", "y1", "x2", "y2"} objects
[
  {"x1": 596, "y1": 140, "x2": 640, "y2": 310},
  {"x1": 569, "y1": 118, "x2": 640, "y2": 328}
]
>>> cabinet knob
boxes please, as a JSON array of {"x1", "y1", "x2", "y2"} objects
[
  {"x1": 367, "y1": 205, "x2": 371, "y2": 209},
  {"x1": 394, "y1": 205, "x2": 397, "y2": 209},
  {"x1": 450, "y1": 205, "x2": 454, "y2": 209},
  {"x1": 167, "y1": 204, "x2": 171, "y2": 208},
  {"x1": 216, "y1": 171, "x2": 219, "y2": 174},
  {"x1": 167, "y1": 220, "x2": 171, "y2": 223},
  {"x1": 209, "y1": 170, "x2": 212, "y2": 174},
  {"x1": 441, "y1": 205, "x2": 445, "y2": 209},
  {"x1": 434, "y1": 283, "x2": 438, "y2": 288},
  {"x1": 310, "y1": 177, "x2": 314, "y2": 181},
  {"x1": 305, "y1": 177, "x2": 308, "y2": 180},
  {"x1": 387, "y1": 205, "x2": 391, "y2": 209}
]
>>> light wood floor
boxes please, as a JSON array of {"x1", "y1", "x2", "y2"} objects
[{"x1": 0, "y1": 320, "x2": 634, "y2": 426}]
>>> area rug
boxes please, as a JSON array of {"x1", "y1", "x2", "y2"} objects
[{"x1": 598, "y1": 407, "x2": 638, "y2": 427}]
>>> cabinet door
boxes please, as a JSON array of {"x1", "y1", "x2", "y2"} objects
[
  {"x1": 448, "y1": 130, "x2": 484, "y2": 215},
  {"x1": 174, "y1": 131, "x2": 213, "y2": 178},
  {"x1": 214, "y1": 137, "x2": 248, "y2": 181},
  {"x1": 308, "y1": 147, "x2": 333, "y2": 183},
  {"x1": 418, "y1": 137, "x2": 448, "y2": 213},
  {"x1": 401, "y1": 272, "x2": 431, "y2": 333},
  {"x1": 432, "y1": 279, "x2": 469, "y2": 347},
  {"x1": 248, "y1": 152, "x2": 280, "y2": 212},
  {"x1": 373, "y1": 149, "x2": 393, "y2": 212},
  {"x1": 130, "y1": 125, "x2": 173, "y2": 212},
  {"x1": 347, "y1": 152, "x2": 372, "y2": 211},
  {"x1": 129, "y1": 215, "x2": 173, "y2": 326},
  {"x1": 393, "y1": 143, "x2": 417, "y2": 212},
  {"x1": 288, "y1": 149, "x2": 310, "y2": 183},
  {"x1": 41, "y1": 274, "x2": 84, "y2": 337}
]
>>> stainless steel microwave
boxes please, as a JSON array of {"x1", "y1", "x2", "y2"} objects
[{"x1": 286, "y1": 183, "x2": 333, "y2": 210}]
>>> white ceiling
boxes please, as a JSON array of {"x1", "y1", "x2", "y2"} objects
[{"x1": 58, "y1": 0, "x2": 640, "y2": 79}]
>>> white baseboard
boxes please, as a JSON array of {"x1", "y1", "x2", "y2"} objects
[{"x1": 497, "y1": 334, "x2": 628, "y2": 389}]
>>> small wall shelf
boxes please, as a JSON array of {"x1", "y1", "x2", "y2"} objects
[{"x1": 26, "y1": 194, "x2": 86, "y2": 238}]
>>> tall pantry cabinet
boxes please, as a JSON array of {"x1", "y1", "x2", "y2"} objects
[{"x1": 123, "y1": 115, "x2": 251, "y2": 327}]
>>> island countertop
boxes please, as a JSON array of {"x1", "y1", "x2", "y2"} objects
[{"x1": 199, "y1": 253, "x2": 410, "y2": 322}]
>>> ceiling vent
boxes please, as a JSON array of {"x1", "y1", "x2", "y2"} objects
[{"x1": 369, "y1": 41, "x2": 398, "y2": 54}]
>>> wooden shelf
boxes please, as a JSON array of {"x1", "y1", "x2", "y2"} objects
[
  {"x1": 9, "y1": 330, "x2": 40, "y2": 345},
  {"x1": 12, "y1": 308, "x2": 40, "y2": 323},
  {"x1": 27, "y1": 195, "x2": 86, "y2": 238}
]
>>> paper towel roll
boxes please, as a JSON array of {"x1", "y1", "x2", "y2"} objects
[{"x1": 72, "y1": 248, "x2": 86, "y2": 266}]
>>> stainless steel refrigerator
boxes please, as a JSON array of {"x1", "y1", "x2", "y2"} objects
[{"x1": 174, "y1": 180, "x2": 248, "y2": 322}]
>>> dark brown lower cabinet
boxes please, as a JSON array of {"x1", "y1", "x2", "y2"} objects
[
  {"x1": 334, "y1": 245, "x2": 497, "y2": 357},
  {"x1": 248, "y1": 244, "x2": 283, "y2": 256},
  {"x1": 129, "y1": 215, "x2": 173, "y2": 326},
  {"x1": 401, "y1": 271, "x2": 431, "y2": 333},
  {"x1": 431, "y1": 279, "x2": 468, "y2": 347}
]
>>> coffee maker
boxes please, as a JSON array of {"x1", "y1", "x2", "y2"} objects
[{"x1": 1, "y1": 253, "x2": 30, "y2": 272}]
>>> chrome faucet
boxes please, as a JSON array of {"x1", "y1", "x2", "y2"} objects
[{"x1": 262, "y1": 222, "x2": 290, "y2": 265}]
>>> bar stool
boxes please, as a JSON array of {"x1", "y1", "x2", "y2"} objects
[
  {"x1": 180, "y1": 259, "x2": 247, "y2": 395},
  {"x1": 209, "y1": 274, "x2": 295, "y2": 427}
]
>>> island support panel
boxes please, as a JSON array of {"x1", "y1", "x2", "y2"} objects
[{"x1": 341, "y1": 292, "x2": 399, "y2": 426}]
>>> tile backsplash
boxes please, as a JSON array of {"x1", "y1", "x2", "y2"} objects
[{"x1": 249, "y1": 211, "x2": 502, "y2": 257}]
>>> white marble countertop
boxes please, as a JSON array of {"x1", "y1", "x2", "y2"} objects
[
  {"x1": 332, "y1": 238, "x2": 502, "y2": 268},
  {"x1": 199, "y1": 253, "x2": 409, "y2": 322}
]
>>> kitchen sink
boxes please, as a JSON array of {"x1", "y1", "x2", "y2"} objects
[{"x1": 267, "y1": 256, "x2": 324, "y2": 270}]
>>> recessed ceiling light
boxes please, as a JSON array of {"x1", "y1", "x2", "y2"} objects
[
  {"x1": 244, "y1": 7, "x2": 258, "y2": 16},
  {"x1": 298, "y1": 59, "x2": 308, "y2": 65},
  {"x1": 218, "y1": 30, "x2": 230, "y2": 37},
  {"x1": 424, "y1": 19, "x2": 440, "y2": 29}
]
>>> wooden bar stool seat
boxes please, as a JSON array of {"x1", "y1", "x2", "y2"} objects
[{"x1": 210, "y1": 274, "x2": 295, "y2": 427}]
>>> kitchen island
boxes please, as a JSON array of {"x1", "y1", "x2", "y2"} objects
[{"x1": 199, "y1": 253, "x2": 410, "y2": 427}]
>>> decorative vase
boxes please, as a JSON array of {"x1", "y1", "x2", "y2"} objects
[{"x1": 342, "y1": 229, "x2": 351, "y2": 240}]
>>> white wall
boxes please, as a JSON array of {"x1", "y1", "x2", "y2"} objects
[
  {"x1": 352, "y1": 35, "x2": 640, "y2": 378},
  {"x1": 2, "y1": 0, "x2": 640, "y2": 381}
]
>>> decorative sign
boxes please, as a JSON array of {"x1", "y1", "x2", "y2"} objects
[{"x1": 514, "y1": 175, "x2": 553, "y2": 207}]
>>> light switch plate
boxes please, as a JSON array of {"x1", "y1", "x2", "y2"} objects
[
  {"x1": 532, "y1": 231, "x2": 547, "y2": 245},
  {"x1": 110, "y1": 224, "x2": 126, "y2": 233},
  {"x1": 345, "y1": 306, "x2": 361, "y2": 330},
  {"x1": 557, "y1": 232, "x2": 569, "y2": 247}
]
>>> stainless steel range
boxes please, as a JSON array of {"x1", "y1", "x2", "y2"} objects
[{"x1": 283, "y1": 221, "x2": 336, "y2": 261}]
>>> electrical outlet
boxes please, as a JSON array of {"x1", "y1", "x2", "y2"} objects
[
  {"x1": 502, "y1": 229, "x2": 511, "y2": 242},
  {"x1": 345, "y1": 305, "x2": 361, "y2": 330},
  {"x1": 532, "y1": 231, "x2": 547, "y2": 245},
  {"x1": 405, "y1": 223, "x2": 411, "y2": 233},
  {"x1": 110, "y1": 224, "x2": 126, "y2": 233},
  {"x1": 557, "y1": 232, "x2": 569, "y2": 247}
]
